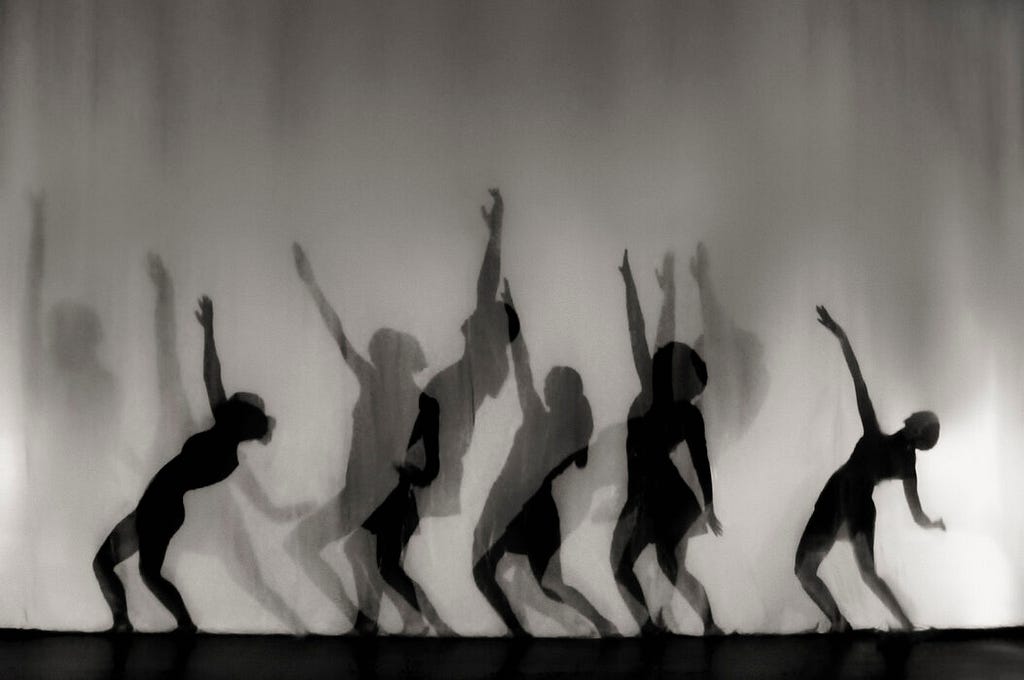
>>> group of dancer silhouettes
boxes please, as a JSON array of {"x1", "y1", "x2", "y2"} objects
[{"x1": 24, "y1": 188, "x2": 946, "y2": 637}]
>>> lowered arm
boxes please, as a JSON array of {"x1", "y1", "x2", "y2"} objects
[
  {"x1": 903, "y1": 477, "x2": 945, "y2": 530},
  {"x1": 502, "y1": 279, "x2": 542, "y2": 414}
]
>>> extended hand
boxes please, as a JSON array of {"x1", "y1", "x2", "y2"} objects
[
  {"x1": 815, "y1": 305, "x2": 842, "y2": 336},
  {"x1": 619, "y1": 249, "x2": 631, "y2": 277},
  {"x1": 194, "y1": 295, "x2": 214, "y2": 328},
  {"x1": 705, "y1": 504, "x2": 724, "y2": 536},
  {"x1": 927, "y1": 518, "x2": 946, "y2": 531},
  {"x1": 480, "y1": 188, "x2": 503, "y2": 230},
  {"x1": 147, "y1": 252, "x2": 169, "y2": 288},
  {"x1": 293, "y1": 242, "x2": 315, "y2": 284}
]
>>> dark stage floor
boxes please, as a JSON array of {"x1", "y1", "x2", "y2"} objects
[{"x1": 2, "y1": 628, "x2": 1024, "y2": 679}]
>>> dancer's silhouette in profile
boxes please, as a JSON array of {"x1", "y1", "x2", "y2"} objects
[
  {"x1": 22, "y1": 194, "x2": 123, "y2": 628},
  {"x1": 472, "y1": 280, "x2": 617, "y2": 637},
  {"x1": 145, "y1": 254, "x2": 305, "y2": 633},
  {"x1": 286, "y1": 242, "x2": 426, "y2": 634},
  {"x1": 92, "y1": 296, "x2": 276, "y2": 633},
  {"x1": 359, "y1": 188, "x2": 519, "y2": 635},
  {"x1": 795, "y1": 306, "x2": 944, "y2": 632},
  {"x1": 610, "y1": 250, "x2": 724, "y2": 636}
]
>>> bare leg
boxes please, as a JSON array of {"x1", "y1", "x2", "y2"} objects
[
  {"x1": 610, "y1": 508, "x2": 653, "y2": 631},
  {"x1": 345, "y1": 530, "x2": 385, "y2": 634},
  {"x1": 138, "y1": 526, "x2": 195, "y2": 632},
  {"x1": 284, "y1": 496, "x2": 360, "y2": 622},
  {"x1": 851, "y1": 532, "x2": 912, "y2": 631},
  {"x1": 795, "y1": 540, "x2": 848, "y2": 632},
  {"x1": 540, "y1": 554, "x2": 619, "y2": 637},
  {"x1": 93, "y1": 512, "x2": 140, "y2": 632},
  {"x1": 473, "y1": 539, "x2": 527, "y2": 636},
  {"x1": 220, "y1": 500, "x2": 306, "y2": 634},
  {"x1": 666, "y1": 538, "x2": 719, "y2": 635}
]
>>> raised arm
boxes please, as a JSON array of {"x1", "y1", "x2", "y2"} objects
[
  {"x1": 501, "y1": 279, "x2": 542, "y2": 414},
  {"x1": 686, "y1": 407, "x2": 723, "y2": 536},
  {"x1": 194, "y1": 296, "x2": 227, "y2": 412},
  {"x1": 620, "y1": 250, "x2": 653, "y2": 396},
  {"x1": 654, "y1": 251, "x2": 676, "y2": 349},
  {"x1": 816, "y1": 306, "x2": 879, "y2": 435},
  {"x1": 148, "y1": 253, "x2": 194, "y2": 436},
  {"x1": 902, "y1": 478, "x2": 945, "y2": 530},
  {"x1": 22, "y1": 194, "x2": 45, "y2": 408},
  {"x1": 396, "y1": 394, "x2": 441, "y2": 487},
  {"x1": 691, "y1": 242, "x2": 722, "y2": 342},
  {"x1": 476, "y1": 188, "x2": 503, "y2": 309},
  {"x1": 293, "y1": 242, "x2": 372, "y2": 377}
]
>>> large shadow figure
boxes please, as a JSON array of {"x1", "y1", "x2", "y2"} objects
[
  {"x1": 609, "y1": 250, "x2": 724, "y2": 636},
  {"x1": 690, "y1": 243, "x2": 769, "y2": 449},
  {"x1": 22, "y1": 195, "x2": 123, "y2": 627},
  {"x1": 795, "y1": 306, "x2": 944, "y2": 632},
  {"x1": 285, "y1": 243, "x2": 426, "y2": 634},
  {"x1": 357, "y1": 188, "x2": 518, "y2": 634},
  {"x1": 144, "y1": 254, "x2": 305, "y2": 633},
  {"x1": 92, "y1": 296, "x2": 276, "y2": 633},
  {"x1": 472, "y1": 280, "x2": 617, "y2": 637}
]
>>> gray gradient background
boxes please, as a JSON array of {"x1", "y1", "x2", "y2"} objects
[{"x1": 1, "y1": 0, "x2": 1023, "y2": 634}]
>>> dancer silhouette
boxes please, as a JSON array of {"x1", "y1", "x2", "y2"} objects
[
  {"x1": 609, "y1": 250, "x2": 723, "y2": 636},
  {"x1": 92, "y1": 296, "x2": 275, "y2": 633},
  {"x1": 22, "y1": 194, "x2": 123, "y2": 628},
  {"x1": 472, "y1": 280, "x2": 617, "y2": 637},
  {"x1": 358, "y1": 188, "x2": 518, "y2": 634},
  {"x1": 795, "y1": 306, "x2": 943, "y2": 632},
  {"x1": 145, "y1": 254, "x2": 305, "y2": 633},
  {"x1": 285, "y1": 242, "x2": 426, "y2": 634}
]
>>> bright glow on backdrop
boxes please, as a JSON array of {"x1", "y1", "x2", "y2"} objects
[{"x1": 1, "y1": 1, "x2": 1023, "y2": 634}]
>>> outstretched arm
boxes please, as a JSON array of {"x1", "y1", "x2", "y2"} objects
[
  {"x1": 293, "y1": 242, "x2": 372, "y2": 377},
  {"x1": 396, "y1": 394, "x2": 441, "y2": 487},
  {"x1": 149, "y1": 253, "x2": 194, "y2": 435},
  {"x1": 620, "y1": 250, "x2": 653, "y2": 396},
  {"x1": 476, "y1": 188, "x2": 503, "y2": 309},
  {"x1": 501, "y1": 279, "x2": 541, "y2": 413},
  {"x1": 655, "y1": 251, "x2": 676, "y2": 349},
  {"x1": 903, "y1": 478, "x2": 945, "y2": 530},
  {"x1": 816, "y1": 306, "x2": 879, "y2": 434},
  {"x1": 23, "y1": 194, "x2": 45, "y2": 408},
  {"x1": 235, "y1": 464, "x2": 315, "y2": 521},
  {"x1": 195, "y1": 296, "x2": 227, "y2": 412}
]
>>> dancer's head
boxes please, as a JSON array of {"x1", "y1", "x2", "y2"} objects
[
  {"x1": 461, "y1": 301, "x2": 521, "y2": 397},
  {"x1": 369, "y1": 328, "x2": 427, "y2": 376},
  {"x1": 903, "y1": 411, "x2": 939, "y2": 451},
  {"x1": 216, "y1": 392, "x2": 275, "y2": 444},
  {"x1": 49, "y1": 300, "x2": 103, "y2": 370},
  {"x1": 544, "y1": 366, "x2": 586, "y2": 413},
  {"x1": 652, "y1": 341, "x2": 707, "y2": 403}
]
